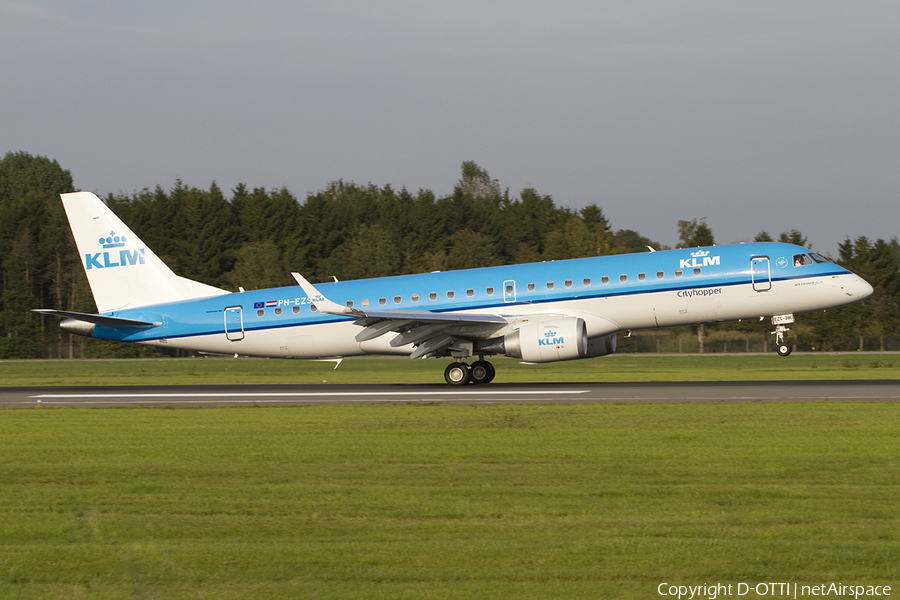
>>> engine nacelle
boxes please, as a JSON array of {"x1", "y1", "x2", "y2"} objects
[
  {"x1": 479, "y1": 317, "x2": 588, "y2": 363},
  {"x1": 585, "y1": 332, "x2": 617, "y2": 358}
]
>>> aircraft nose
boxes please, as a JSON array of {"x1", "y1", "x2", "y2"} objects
[{"x1": 845, "y1": 275, "x2": 874, "y2": 300}]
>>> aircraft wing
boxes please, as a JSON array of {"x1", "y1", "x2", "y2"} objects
[{"x1": 291, "y1": 272, "x2": 508, "y2": 359}]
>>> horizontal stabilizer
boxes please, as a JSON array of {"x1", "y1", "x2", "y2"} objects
[{"x1": 32, "y1": 309, "x2": 160, "y2": 329}]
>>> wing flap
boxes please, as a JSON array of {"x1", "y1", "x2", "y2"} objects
[{"x1": 355, "y1": 319, "x2": 414, "y2": 343}]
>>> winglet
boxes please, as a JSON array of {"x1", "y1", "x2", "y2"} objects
[{"x1": 291, "y1": 272, "x2": 359, "y2": 316}]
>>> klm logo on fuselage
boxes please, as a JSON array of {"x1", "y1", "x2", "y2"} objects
[
  {"x1": 84, "y1": 231, "x2": 146, "y2": 270},
  {"x1": 679, "y1": 250, "x2": 720, "y2": 270},
  {"x1": 538, "y1": 330, "x2": 565, "y2": 346}
]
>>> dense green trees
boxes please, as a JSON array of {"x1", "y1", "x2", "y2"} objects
[
  {"x1": 802, "y1": 236, "x2": 900, "y2": 351},
  {"x1": 678, "y1": 218, "x2": 715, "y2": 248},
  {"x1": 0, "y1": 152, "x2": 79, "y2": 358},
  {"x1": 1, "y1": 151, "x2": 897, "y2": 357}
]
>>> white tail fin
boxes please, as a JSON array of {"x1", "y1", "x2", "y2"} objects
[{"x1": 62, "y1": 191, "x2": 229, "y2": 312}]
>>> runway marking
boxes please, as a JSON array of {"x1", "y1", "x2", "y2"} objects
[{"x1": 31, "y1": 390, "x2": 589, "y2": 399}]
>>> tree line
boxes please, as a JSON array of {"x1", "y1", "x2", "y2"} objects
[{"x1": 1, "y1": 151, "x2": 898, "y2": 358}]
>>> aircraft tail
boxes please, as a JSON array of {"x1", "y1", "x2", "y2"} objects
[{"x1": 62, "y1": 191, "x2": 229, "y2": 313}]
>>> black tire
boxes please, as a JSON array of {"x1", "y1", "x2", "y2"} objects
[
  {"x1": 470, "y1": 360, "x2": 495, "y2": 385},
  {"x1": 444, "y1": 362, "x2": 471, "y2": 385},
  {"x1": 776, "y1": 343, "x2": 792, "y2": 357}
]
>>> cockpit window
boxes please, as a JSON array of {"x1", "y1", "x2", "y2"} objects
[
  {"x1": 809, "y1": 252, "x2": 829, "y2": 264},
  {"x1": 793, "y1": 253, "x2": 814, "y2": 267}
]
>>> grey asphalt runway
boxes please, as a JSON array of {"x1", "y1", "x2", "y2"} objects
[{"x1": 2, "y1": 380, "x2": 899, "y2": 407}]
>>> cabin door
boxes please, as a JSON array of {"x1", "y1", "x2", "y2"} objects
[
  {"x1": 224, "y1": 306, "x2": 245, "y2": 341},
  {"x1": 751, "y1": 257, "x2": 771, "y2": 292}
]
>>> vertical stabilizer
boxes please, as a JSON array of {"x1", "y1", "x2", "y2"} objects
[{"x1": 62, "y1": 192, "x2": 229, "y2": 312}]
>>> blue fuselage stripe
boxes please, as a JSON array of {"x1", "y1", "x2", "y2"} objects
[{"x1": 94, "y1": 242, "x2": 849, "y2": 342}]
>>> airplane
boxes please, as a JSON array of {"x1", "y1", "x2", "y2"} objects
[{"x1": 36, "y1": 191, "x2": 874, "y2": 385}]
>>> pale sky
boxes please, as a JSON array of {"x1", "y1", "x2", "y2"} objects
[{"x1": 2, "y1": 1, "x2": 898, "y2": 255}]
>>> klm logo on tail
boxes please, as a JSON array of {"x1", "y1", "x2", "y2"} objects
[{"x1": 85, "y1": 231, "x2": 146, "y2": 270}]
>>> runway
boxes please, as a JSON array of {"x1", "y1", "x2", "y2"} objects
[{"x1": 2, "y1": 380, "x2": 900, "y2": 407}]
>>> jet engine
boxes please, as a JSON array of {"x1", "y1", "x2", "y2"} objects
[
  {"x1": 585, "y1": 332, "x2": 617, "y2": 358},
  {"x1": 478, "y1": 317, "x2": 589, "y2": 363}
]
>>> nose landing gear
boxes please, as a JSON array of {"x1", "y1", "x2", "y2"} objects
[
  {"x1": 770, "y1": 314, "x2": 794, "y2": 357},
  {"x1": 776, "y1": 340, "x2": 792, "y2": 357}
]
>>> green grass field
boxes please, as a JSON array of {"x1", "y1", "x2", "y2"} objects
[
  {"x1": 1, "y1": 356, "x2": 898, "y2": 598},
  {"x1": 1, "y1": 402, "x2": 898, "y2": 599},
  {"x1": 2, "y1": 352, "x2": 900, "y2": 386}
]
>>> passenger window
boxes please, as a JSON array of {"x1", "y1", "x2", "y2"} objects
[
  {"x1": 505, "y1": 284, "x2": 513, "y2": 294},
  {"x1": 487, "y1": 287, "x2": 494, "y2": 295},
  {"x1": 583, "y1": 278, "x2": 591, "y2": 286},
  {"x1": 310, "y1": 304, "x2": 317, "y2": 312},
  {"x1": 275, "y1": 307, "x2": 282, "y2": 315},
  {"x1": 693, "y1": 268, "x2": 701, "y2": 275},
  {"x1": 601, "y1": 276, "x2": 609, "y2": 284},
  {"x1": 657, "y1": 271, "x2": 664, "y2": 279},
  {"x1": 411, "y1": 294, "x2": 419, "y2": 302},
  {"x1": 619, "y1": 274, "x2": 627, "y2": 282},
  {"x1": 346, "y1": 300, "x2": 354, "y2": 308},
  {"x1": 527, "y1": 283, "x2": 535, "y2": 291},
  {"x1": 379, "y1": 297, "x2": 386, "y2": 305},
  {"x1": 257, "y1": 309, "x2": 264, "y2": 317},
  {"x1": 394, "y1": 296, "x2": 401, "y2": 304},
  {"x1": 447, "y1": 291, "x2": 454, "y2": 299},
  {"x1": 565, "y1": 279, "x2": 572, "y2": 288},
  {"x1": 675, "y1": 269, "x2": 683, "y2": 277},
  {"x1": 429, "y1": 292, "x2": 437, "y2": 301},
  {"x1": 362, "y1": 299, "x2": 369, "y2": 307},
  {"x1": 466, "y1": 289, "x2": 474, "y2": 297},
  {"x1": 638, "y1": 273, "x2": 645, "y2": 281},
  {"x1": 293, "y1": 305, "x2": 300, "y2": 314},
  {"x1": 547, "y1": 281, "x2": 554, "y2": 289}
]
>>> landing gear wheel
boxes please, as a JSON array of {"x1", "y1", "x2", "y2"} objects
[
  {"x1": 470, "y1": 360, "x2": 495, "y2": 385},
  {"x1": 776, "y1": 343, "x2": 792, "y2": 357},
  {"x1": 444, "y1": 362, "x2": 471, "y2": 385}
]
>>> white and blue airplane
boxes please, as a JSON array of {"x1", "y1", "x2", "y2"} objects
[{"x1": 37, "y1": 192, "x2": 874, "y2": 384}]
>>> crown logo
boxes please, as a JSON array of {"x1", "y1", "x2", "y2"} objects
[
  {"x1": 690, "y1": 250, "x2": 710, "y2": 257},
  {"x1": 99, "y1": 231, "x2": 127, "y2": 249}
]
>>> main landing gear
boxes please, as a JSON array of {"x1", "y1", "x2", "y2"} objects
[{"x1": 444, "y1": 359, "x2": 496, "y2": 385}]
